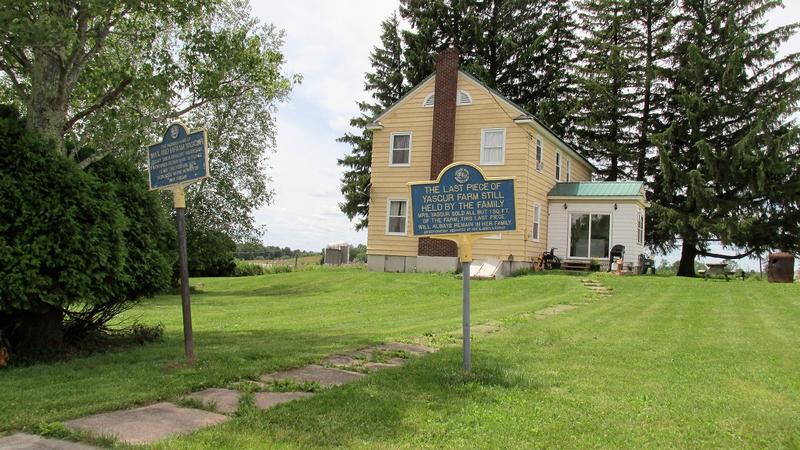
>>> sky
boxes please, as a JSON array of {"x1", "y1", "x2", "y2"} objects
[{"x1": 249, "y1": 1, "x2": 800, "y2": 268}]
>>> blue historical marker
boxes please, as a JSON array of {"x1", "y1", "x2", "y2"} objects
[
  {"x1": 409, "y1": 163, "x2": 516, "y2": 236},
  {"x1": 148, "y1": 123, "x2": 208, "y2": 190},
  {"x1": 408, "y1": 162, "x2": 515, "y2": 374},
  {"x1": 146, "y1": 122, "x2": 210, "y2": 364}
]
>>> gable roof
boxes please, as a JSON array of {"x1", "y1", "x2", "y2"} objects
[
  {"x1": 367, "y1": 69, "x2": 597, "y2": 172},
  {"x1": 548, "y1": 181, "x2": 645, "y2": 198}
]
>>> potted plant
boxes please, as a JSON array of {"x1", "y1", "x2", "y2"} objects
[{"x1": 590, "y1": 257, "x2": 601, "y2": 272}]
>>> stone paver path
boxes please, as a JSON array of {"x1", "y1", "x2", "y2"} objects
[
  {"x1": 0, "y1": 433, "x2": 100, "y2": 450},
  {"x1": 10, "y1": 341, "x2": 439, "y2": 447},
  {"x1": 260, "y1": 364, "x2": 365, "y2": 387},
  {"x1": 64, "y1": 402, "x2": 227, "y2": 445},
  {"x1": 187, "y1": 388, "x2": 242, "y2": 414},
  {"x1": 581, "y1": 279, "x2": 613, "y2": 295},
  {"x1": 254, "y1": 392, "x2": 314, "y2": 410}
]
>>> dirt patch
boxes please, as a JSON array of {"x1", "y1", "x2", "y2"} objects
[{"x1": 534, "y1": 304, "x2": 578, "y2": 319}]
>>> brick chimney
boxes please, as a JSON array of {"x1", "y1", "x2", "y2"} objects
[{"x1": 419, "y1": 47, "x2": 459, "y2": 258}]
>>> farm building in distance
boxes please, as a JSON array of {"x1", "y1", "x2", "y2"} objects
[{"x1": 365, "y1": 48, "x2": 647, "y2": 276}]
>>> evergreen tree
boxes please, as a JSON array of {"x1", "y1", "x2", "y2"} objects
[
  {"x1": 575, "y1": 0, "x2": 640, "y2": 181},
  {"x1": 337, "y1": 14, "x2": 407, "y2": 230},
  {"x1": 650, "y1": 0, "x2": 800, "y2": 277},
  {"x1": 630, "y1": 0, "x2": 674, "y2": 181},
  {"x1": 536, "y1": 0, "x2": 581, "y2": 140}
]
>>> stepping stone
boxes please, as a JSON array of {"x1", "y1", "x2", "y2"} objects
[
  {"x1": 376, "y1": 342, "x2": 435, "y2": 354},
  {"x1": 534, "y1": 304, "x2": 578, "y2": 319},
  {"x1": 321, "y1": 354, "x2": 360, "y2": 366},
  {"x1": 0, "y1": 433, "x2": 100, "y2": 450},
  {"x1": 187, "y1": 388, "x2": 241, "y2": 414},
  {"x1": 365, "y1": 361, "x2": 400, "y2": 370},
  {"x1": 254, "y1": 392, "x2": 314, "y2": 410},
  {"x1": 64, "y1": 402, "x2": 227, "y2": 445},
  {"x1": 260, "y1": 364, "x2": 364, "y2": 387}
]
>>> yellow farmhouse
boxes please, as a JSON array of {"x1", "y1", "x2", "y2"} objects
[{"x1": 365, "y1": 49, "x2": 647, "y2": 276}]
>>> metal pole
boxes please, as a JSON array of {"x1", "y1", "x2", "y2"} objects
[
  {"x1": 174, "y1": 187, "x2": 195, "y2": 363},
  {"x1": 462, "y1": 260, "x2": 471, "y2": 373}
]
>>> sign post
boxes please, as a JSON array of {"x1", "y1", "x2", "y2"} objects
[
  {"x1": 409, "y1": 162, "x2": 515, "y2": 373},
  {"x1": 148, "y1": 123, "x2": 209, "y2": 363}
]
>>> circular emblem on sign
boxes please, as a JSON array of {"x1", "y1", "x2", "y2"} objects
[
  {"x1": 454, "y1": 168, "x2": 470, "y2": 184},
  {"x1": 170, "y1": 125, "x2": 180, "y2": 139}
]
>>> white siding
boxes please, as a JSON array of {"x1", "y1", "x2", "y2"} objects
[{"x1": 547, "y1": 200, "x2": 646, "y2": 266}]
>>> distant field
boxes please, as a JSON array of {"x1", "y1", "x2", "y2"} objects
[
  {"x1": 245, "y1": 254, "x2": 321, "y2": 266},
  {"x1": 1, "y1": 270, "x2": 798, "y2": 449}
]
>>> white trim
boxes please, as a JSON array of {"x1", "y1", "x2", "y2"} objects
[
  {"x1": 422, "y1": 92, "x2": 435, "y2": 107},
  {"x1": 566, "y1": 158, "x2": 572, "y2": 182},
  {"x1": 535, "y1": 137, "x2": 544, "y2": 171},
  {"x1": 385, "y1": 198, "x2": 408, "y2": 236},
  {"x1": 389, "y1": 132, "x2": 412, "y2": 167},
  {"x1": 457, "y1": 90, "x2": 473, "y2": 105},
  {"x1": 555, "y1": 151, "x2": 562, "y2": 181},
  {"x1": 532, "y1": 203, "x2": 541, "y2": 241},
  {"x1": 480, "y1": 128, "x2": 506, "y2": 165},
  {"x1": 485, "y1": 233, "x2": 501, "y2": 240},
  {"x1": 567, "y1": 212, "x2": 613, "y2": 259}
]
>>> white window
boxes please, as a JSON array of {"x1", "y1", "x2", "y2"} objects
[
  {"x1": 532, "y1": 204, "x2": 541, "y2": 241},
  {"x1": 386, "y1": 199, "x2": 408, "y2": 235},
  {"x1": 423, "y1": 93, "x2": 435, "y2": 107},
  {"x1": 637, "y1": 212, "x2": 645, "y2": 245},
  {"x1": 555, "y1": 151, "x2": 562, "y2": 181},
  {"x1": 535, "y1": 137, "x2": 543, "y2": 171},
  {"x1": 569, "y1": 213, "x2": 611, "y2": 258},
  {"x1": 481, "y1": 128, "x2": 505, "y2": 165},
  {"x1": 566, "y1": 158, "x2": 571, "y2": 182},
  {"x1": 457, "y1": 90, "x2": 473, "y2": 105},
  {"x1": 389, "y1": 132, "x2": 411, "y2": 166}
]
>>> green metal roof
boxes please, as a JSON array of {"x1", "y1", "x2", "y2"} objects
[{"x1": 548, "y1": 181, "x2": 644, "y2": 198}]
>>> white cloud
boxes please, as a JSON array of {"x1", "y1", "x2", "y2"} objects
[{"x1": 250, "y1": 0, "x2": 398, "y2": 250}]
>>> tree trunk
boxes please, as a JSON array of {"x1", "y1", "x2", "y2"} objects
[
  {"x1": 677, "y1": 240, "x2": 698, "y2": 277},
  {"x1": 637, "y1": 12, "x2": 653, "y2": 182},
  {"x1": 0, "y1": 307, "x2": 64, "y2": 357},
  {"x1": 25, "y1": 52, "x2": 67, "y2": 152}
]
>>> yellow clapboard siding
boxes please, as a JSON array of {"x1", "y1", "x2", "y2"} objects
[{"x1": 368, "y1": 72, "x2": 594, "y2": 259}]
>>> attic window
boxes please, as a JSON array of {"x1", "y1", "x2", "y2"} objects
[
  {"x1": 421, "y1": 90, "x2": 473, "y2": 107},
  {"x1": 457, "y1": 90, "x2": 473, "y2": 105}
]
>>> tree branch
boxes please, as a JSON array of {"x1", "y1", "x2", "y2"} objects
[
  {"x1": 78, "y1": 148, "x2": 113, "y2": 169},
  {"x1": 1, "y1": 44, "x2": 31, "y2": 71},
  {"x1": 697, "y1": 247, "x2": 758, "y2": 260},
  {"x1": 0, "y1": 60, "x2": 27, "y2": 100},
  {"x1": 63, "y1": 76, "x2": 132, "y2": 133}
]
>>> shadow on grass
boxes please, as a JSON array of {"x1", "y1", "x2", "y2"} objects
[
  {"x1": 209, "y1": 347, "x2": 541, "y2": 449},
  {"x1": 0, "y1": 327, "x2": 390, "y2": 433}
]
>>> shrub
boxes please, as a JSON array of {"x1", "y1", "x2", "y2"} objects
[
  {"x1": 234, "y1": 260, "x2": 266, "y2": 276},
  {"x1": 185, "y1": 228, "x2": 237, "y2": 277},
  {"x1": 0, "y1": 106, "x2": 174, "y2": 355}
]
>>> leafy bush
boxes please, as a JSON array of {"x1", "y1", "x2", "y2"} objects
[
  {"x1": 0, "y1": 106, "x2": 174, "y2": 355},
  {"x1": 234, "y1": 260, "x2": 266, "y2": 276},
  {"x1": 186, "y1": 227, "x2": 237, "y2": 277}
]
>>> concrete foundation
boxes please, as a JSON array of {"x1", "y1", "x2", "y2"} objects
[
  {"x1": 367, "y1": 255, "x2": 419, "y2": 272},
  {"x1": 416, "y1": 255, "x2": 459, "y2": 273}
]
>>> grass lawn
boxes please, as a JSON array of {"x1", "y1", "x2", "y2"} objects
[
  {"x1": 0, "y1": 267, "x2": 582, "y2": 433},
  {"x1": 2, "y1": 269, "x2": 799, "y2": 448}
]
